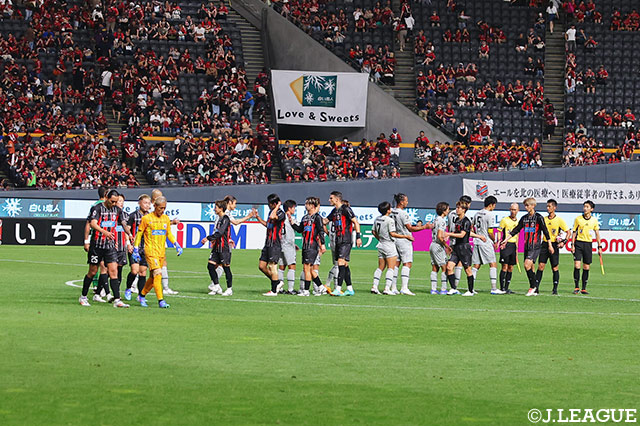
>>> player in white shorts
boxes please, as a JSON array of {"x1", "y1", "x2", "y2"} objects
[
  {"x1": 278, "y1": 200, "x2": 299, "y2": 294},
  {"x1": 371, "y1": 201, "x2": 414, "y2": 295},
  {"x1": 390, "y1": 193, "x2": 433, "y2": 295},
  {"x1": 471, "y1": 195, "x2": 505, "y2": 294},
  {"x1": 430, "y1": 202, "x2": 452, "y2": 294}
]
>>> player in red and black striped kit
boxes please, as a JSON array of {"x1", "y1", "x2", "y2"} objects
[
  {"x1": 201, "y1": 199, "x2": 234, "y2": 296},
  {"x1": 79, "y1": 189, "x2": 131, "y2": 308},
  {"x1": 501, "y1": 197, "x2": 554, "y2": 296},
  {"x1": 290, "y1": 196, "x2": 326, "y2": 296},
  {"x1": 259, "y1": 194, "x2": 286, "y2": 296},
  {"x1": 323, "y1": 191, "x2": 362, "y2": 296}
]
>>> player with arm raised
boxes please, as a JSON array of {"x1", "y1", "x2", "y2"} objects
[
  {"x1": 79, "y1": 189, "x2": 131, "y2": 308},
  {"x1": 571, "y1": 200, "x2": 602, "y2": 295},
  {"x1": 536, "y1": 199, "x2": 572, "y2": 295},
  {"x1": 289, "y1": 197, "x2": 326, "y2": 296},
  {"x1": 500, "y1": 197, "x2": 553, "y2": 296},
  {"x1": 444, "y1": 201, "x2": 475, "y2": 296},
  {"x1": 391, "y1": 193, "x2": 433, "y2": 296},
  {"x1": 471, "y1": 196, "x2": 505, "y2": 294},
  {"x1": 258, "y1": 194, "x2": 286, "y2": 296},
  {"x1": 201, "y1": 199, "x2": 234, "y2": 296},
  {"x1": 498, "y1": 203, "x2": 520, "y2": 294},
  {"x1": 124, "y1": 194, "x2": 151, "y2": 301},
  {"x1": 323, "y1": 192, "x2": 362, "y2": 296},
  {"x1": 430, "y1": 202, "x2": 452, "y2": 294},
  {"x1": 132, "y1": 196, "x2": 183, "y2": 308}
]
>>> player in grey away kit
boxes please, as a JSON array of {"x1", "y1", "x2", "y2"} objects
[
  {"x1": 430, "y1": 202, "x2": 451, "y2": 294},
  {"x1": 471, "y1": 196, "x2": 505, "y2": 294},
  {"x1": 371, "y1": 201, "x2": 414, "y2": 295},
  {"x1": 390, "y1": 193, "x2": 433, "y2": 295}
]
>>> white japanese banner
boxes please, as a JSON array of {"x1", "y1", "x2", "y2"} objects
[
  {"x1": 463, "y1": 179, "x2": 640, "y2": 205},
  {"x1": 271, "y1": 70, "x2": 368, "y2": 127}
]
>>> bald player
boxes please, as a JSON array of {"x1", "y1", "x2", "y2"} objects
[
  {"x1": 151, "y1": 189, "x2": 179, "y2": 295},
  {"x1": 497, "y1": 203, "x2": 520, "y2": 294}
]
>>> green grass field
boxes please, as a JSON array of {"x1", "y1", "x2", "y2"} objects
[{"x1": 1, "y1": 246, "x2": 639, "y2": 425}]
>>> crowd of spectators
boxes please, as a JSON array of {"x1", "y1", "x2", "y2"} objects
[
  {"x1": 562, "y1": 130, "x2": 638, "y2": 167},
  {"x1": 1, "y1": 132, "x2": 138, "y2": 189}
]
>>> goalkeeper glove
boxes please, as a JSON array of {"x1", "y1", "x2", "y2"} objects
[
  {"x1": 132, "y1": 247, "x2": 141, "y2": 263},
  {"x1": 175, "y1": 242, "x2": 183, "y2": 256}
]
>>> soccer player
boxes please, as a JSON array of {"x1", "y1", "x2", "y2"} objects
[
  {"x1": 536, "y1": 199, "x2": 571, "y2": 295},
  {"x1": 207, "y1": 195, "x2": 255, "y2": 294},
  {"x1": 372, "y1": 201, "x2": 414, "y2": 295},
  {"x1": 258, "y1": 194, "x2": 286, "y2": 296},
  {"x1": 324, "y1": 192, "x2": 363, "y2": 296},
  {"x1": 444, "y1": 201, "x2": 475, "y2": 296},
  {"x1": 201, "y1": 199, "x2": 234, "y2": 296},
  {"x1": 322, "y1": 220, "x2": 338, "y2": 293},
  {"x1": 114, "y1": 194, "x2": 131, "y2": 296},
  {"x1": 500, "y1": 198, "x2": 553, "y2": 296},
  {"x1": 150, "y1": 189, "x2": 179, "y2": 295},
  {"x1": 290, "y1": 197, "x2": 326, "y2": 296},
  {"x1": 571, "y1": 200, "x2": 602, "y2": 295},
  {"x1": 390, "y1": 193, "x2": 433, "y2": 295},
  {"x1": 430, "y1": 202, "x2": 452, "y2": 294},
  {"x1": 83, "y1": 186, "x2": 109, "y2": 302},
  {"x1": 279, "y1": 200, "x2": 299, "y2": 294},
  {"x1": 448, "y1": 195, "x2": 472, "y2": 288},
  {"x1": 124, "y1": 194, "x2": 151, "y2": 301},
  {"x1": 132, "y1": 196, "x2": 183, "y2": 308},
  {"x1": 471, "y1": 196, "x2": 505, "y2": 294},
  {"x1": 497, "y1": 203, "x2": 520, "y2": 293},
  {"x1": 79, "y1": 189, "x2": 131, "y2": 308}
]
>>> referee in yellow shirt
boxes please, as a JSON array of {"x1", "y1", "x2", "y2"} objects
[
  {"x1": 132, "y1": 196, "x2": 183, "y2": 308},
  {"x1": 571, "y1": 200, "x2": 602, "y2": 295},
  {"x1": 536, "y1": 199, "x2": 572, "y2": 295},
  {"x1": 498, "y1": 203, "x2": 519, "y2": 293}
]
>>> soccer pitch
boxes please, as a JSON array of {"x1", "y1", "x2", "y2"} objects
[{"x1": 1, "y1": 246, "x2": 638, "y2": 425}]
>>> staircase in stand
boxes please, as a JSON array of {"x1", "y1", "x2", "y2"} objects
[{"x1": 542, "y1": 20, "x2": 566, "y2": 166}]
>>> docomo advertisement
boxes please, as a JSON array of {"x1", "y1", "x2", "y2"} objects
[{"x1": 271, "y1": 70, "x2": 368, "y2": 127}]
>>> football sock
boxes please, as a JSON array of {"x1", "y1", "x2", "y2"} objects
[
  {"x1": 574, "y1": 267, "x2": 580, "y2": 288},
  {"x1": 300, "y1": 270, "x2": 306, "y2": 291},
  {"x1": 277, "y1": 268, "x2": 284, "y2": 282},
  {"x1": 391, "y1": 266, "x2": 399, "y2": 291},
  {"x1": 581, "y1": 269, "x2": 589, "y2": 290},
  {"x1": 223, "y1": 266, "x2": 233, "y2": 288},
  {"x1": 82, "y1": 275, "x2": 93, "y2": 297},
  {"x1": 216, "y1": 266, "x2": 223, "y2": 279},
  {"x1": 430, "y1": 271, "x2": 438, "y2": 291},
  {"x1": 345, "y1": 266, "x2": 353, "y2": 287},
  {"x1": 400, "y1": 266, "x2": 410, "y2": 291},
  {"x1": 526, "y1": 269, "x2": 536, "y2": 289},
  {"x1": 287, "y1": 269, "x2": 295, "y2": 292},
  {"x1": 126, "y1": 272, "x2": 137, "y2": 289},
  {"x1": 505, "y1": 271, "x2": 513, "y2": 290},
  {"x1": 109, "y1": 277, "x2": 121, "y2": 300},
  {"x1": 327, "y1": 264, "x2": 338, "y2": 286},
  {"x1": 471, "y1": 267, "x2": 478, "y2": 280},
  {"x1": 535, "y1": 270, "x2": 543, "y2": 288},
  {"x1": 271, "y1": 279, "x2": 279, "y2": 293},
  {"x1": 447, "y1": 274, "x2": 457, "y2": 290},
  {"x1": 499, "y1": 270, "x2": 506, "y2": 291},
  {"x1": 142, "y1": 276, "x2": 154, "y2": 296},
  {"x1": 373, "y1": 268, "x2": 382, "y2": 289},
  {"x1": 117, "y1": 265, "x2": 123, "y2": 283},
  {"x1": 152, "y1": 273, "x2": 164, "y2": 300},
  {"x1": 441, "y1": 271, "x2": 447, "y2": 289},
  {"x1": 384, "y1": 268, "x2": 394, "y2": 291},
  {"x1": 552, "y1": 270, "x2": 559, "y2": 292},
  {"x1": 489, "y1": 267, "x2": 497, "y2": 290},
  {"x1": 312, "y1": 276, "x2": 322, "y2": 289},
  {"x1": 454, "y1": 266, "x2": 462, "y2": 287},
  {"x1": 337, "y1": 265, "x2": 346, "y2": 287},
  {"x1": 207, "y1": 263, "x2": 219, "y2": 284},
  {"x1": 304, "y1": 280, "x2": 311, "y2": 291},
  {"x1": 97, "y1": 273, "x2": 108, "y2": 295},
  {"x1": 161, "y1": 266, "x2": 169, "y2": 290},
  {"x1": 467, "y1": 275, "x2": 474, "y2": 293}
]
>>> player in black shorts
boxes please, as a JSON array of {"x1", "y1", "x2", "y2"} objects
[
  {"x1": 124, "y1": 194, "x2": 151, "y2": 301},
  {"x1": 444, "y1": 201, "x2": 475, "y2": 296},
  {"x1": 79, "y1": 189, "x2": 131, "y2": 308},
  {"x1": 323, "y1": 192, "x2": 362, "y2": 296},
  {"x1": 201, "y1": 199, "x2": 235, "y2": 296},
  {"x1": 501, "y1": 197, "x2": 553, "y2": 297},
  {"x1": 290, "y1": 196, "x2": 326, "y2": 296},
  {"x1": 259, "y1": 194, "x2": 286, "y2": 296}
]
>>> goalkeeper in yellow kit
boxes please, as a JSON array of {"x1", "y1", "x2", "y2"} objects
[{"x1": 132, "y1": 196, "x2": 183, "y2": 308}]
